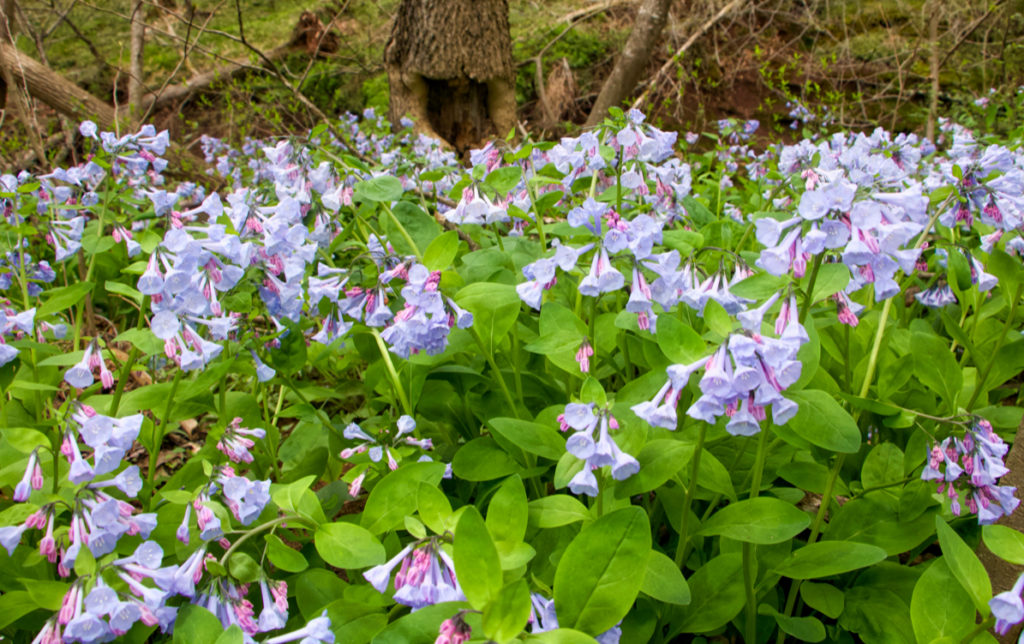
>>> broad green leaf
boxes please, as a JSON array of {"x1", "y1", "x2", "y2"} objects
[
  {"x1": 294, "y1": 569, "x2": 348, "y2": 619},
  {"x1": 454, "y1": 506, "x2": 503, "y2": 609},
  {"x1": 482, "y1": 579, "x2": 531, "y2": 644},
  {"x1": 354, "y1": 175, "x2": 403, "y2": 202},
  {"x1": 841, "y1": 587, "x2": 914, "y2": 644},
  {"x1": 983, "y1": 525, "x2": 1024, "y2": 564},
  {"x1": 417, "y1": 481, "x2": 454, "y2": 535},
  {"x1": 786, "y1": 389, "x2": 861, "y2": 453},
  {"x1": 774, "y1": 541, "x2": 888, "y2": 579},
  {"x1": 698, "y1": 497, "x2": 810, "y2": 544},
  {"x1": 422, "y1": 230, "x2": 459, "y2": 271},
  {"x1": 524, "y1": 629, "x2": 599, "y2": 644},
  {"x1": 228, "y1": 552, "x2": 261, "y2": 583},
  {"x1": 696, "y1": 449, "x2": 736, "y2": 501},
  {"x1": 758, "y1": 604, "x2": 826, "y2": 643},
  {"x1": 315, "y1": 522, "x2": 385, "y2": 569},
  {"x1": 372, "y1": 601, "x2": 471, "y2": 643},
  {"x1": 361, "y1": 462, "x2": 445, "y2": 534},
  {"x1": 37, "y1": 282, "x2": 93, "y2": 317},
  {"x1": 809, "y1": 263, "x2": 851, "y2": 302},
  {"x1": 861, "y1": 442, "x2": 905, "y2": 489},
  {"x1": 935, "y1": 518, "x2": 991, "y2": 615},
  {"x1": 911, "y1": 332, "x2": 961, "y2": 410},
  {"x1": 527, "y1": 495, "x2": 590, "y2": 528},
  {"x1": 702, "y1": 299, "x2": 733, "y2": 337},
  {"x1": 523, "y1": 302, "x2": 587, "y2": 375},
  {"x1": 800, "y1": 582, "x2": 845, "y2": 619},
  {"x1": 454, "y1": 282, "x2": 520, "y2": 354},
  {"x1": 214, "y1": 626, "x2": 244, "y2": 644},
  {"x1": 656, "y1": 315, "x2": 705, "y2": 363},
  {"x1": 553, "y1": 507, "x2": 651, "y2": 635},
  {"x1": 173, "y1": 605, "x2": 222, "y2": 644},
  {"x1": 489, "y1": 417, "x2": 565, "y2": 461},
  {"x1": 0, "y1": 591, "x2": 41, "y2": 630},
  {"x1": 265, "y1": 533, "x2": 309, "y2": 573},
  {"x1": 114, "y1": 328, "x2": 163, "y2": 355},
  {"x1": 269, "y1": 323, "x2": 307, "y2": 376},
  {"x1": 271, "y1": 475, "x2": 327, "y2": 525},
  {"x1": 23, "y1": 580, "x2": 68, "y2": 610},
  {"x1": 485, "y1": 166, "x2": 523, "y2": 194},
  {"x1": 673, "y1": 553, "x2": 745, "y2": 634},
  {"x1": 452, "y1": 437, "x2": 520, "y2": 481},
  {"x1": 615, "y1": 439, "x2": 694, "y2": 498},
  {"x1": 910, "y1": 558, "x2": 976, "y2": 644},
  {"x1": 825, "y1": 496, "x2": 937, "y2": 555},
  {"x1": 640, "y1": 550, "x2": 691, "y2": 605},
  {"x1": 104, "y1": 280, "x2": 143, "y2": 305},
  {"x1": 486, "y1": 475, "x2": 528, "y2": 543}
]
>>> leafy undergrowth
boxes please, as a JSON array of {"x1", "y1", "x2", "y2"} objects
[{"x1": 2, "y1": 108, "x2": 1024, "y2": 644}]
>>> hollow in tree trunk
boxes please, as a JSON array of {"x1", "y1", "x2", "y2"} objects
[{"x1": 384, "y1": 0, "x2": 517, "y2": 153}]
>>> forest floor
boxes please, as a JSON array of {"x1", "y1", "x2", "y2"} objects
[{"x1": 4, "y1": 0, "x2": 1021, "y2": 161}]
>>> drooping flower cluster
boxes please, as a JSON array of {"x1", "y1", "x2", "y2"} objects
[
  {"x1": 340, "y1": 415, "x2": 440, "y2": 496},
  {"x1": 559, "y1": 403, "x2": 639, "y2": 497},
  {"x1": 921, "y1": 419, "x2": 1019, "y2": 524},
  {"x1": 217, "y1": 416, "x2": 267, "y2": 464},
  {"x1": 633, "y1": 294, "x2": 806, "y2": 435},
  {"x1": 363, "y1": 540, "x2": 466, "y2": 610}
]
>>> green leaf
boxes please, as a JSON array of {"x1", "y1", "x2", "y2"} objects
[
  {"x1": 911, "y1": 332, "x2": 962, "y2": 410},
  {"x1": 758, "y1": 604, "x2": 826, "y2": 642},
  {"x1": 785, "y1": 389, "x2": 861, "y2": 453},
  {"x1": 0, "y1": 591, "x2": 42, "y2": 630},
  {"x1": 354, "y1": 175, "x2": 404, "y2": 202},
  {"x1": 698, "y1": 497, "x2": 810, "y2": 544},
  {"x1": 228, "y1": 552, "x2": 261, "y2": 583},
  {"x1": 214, "y1": 626, "x2": 245, "y2": 644},
  {"x1": 731, "y1": 272, "x2": 787, "y2": 300},
  {"x1": 37, "y1": 281, "x2": 93, "y2": 317},
  {"x1": 454, "y1": 506, "x2": 503, "y2": 609},
  {"x1": 523, "y1": 302, "x2": 587, "y2": 375},
  {"x1": 641, "y1": 550, "x2": 691, "y2": 605},
  {"x1": 104, "y1": 280, "x2": 143, "y2": 305},
  {"x1": 524, "y1": 630, "x2": 599, "y2": 643},
  {"x1": 269, "y1": 323, "x2": 307, "y2": 376},
  {"x1": 372, "y1": 601, "x2": 470, "y2": 644},
  {"x1": 115, "y1": 328, "x2": 163, "y2": 355},
  {"x1": 656, "y1": 315, "x2": 705, "y2": 363},
  {"x1": 702, "y1": 299, "x2": 733, "y2": 337},
  {"x1": 486, "y1": 475, "x2": 528, "y2": 543},
  {"x1": 173, "y1": 605, "x2": 223, "y2": 644},
  {"x1": 800, "y1": 582, "x2": 845, "y2": 619},
  {"x1": 361, "y1": 461, "x2": 446, "y2": 534},
  {"x1": 910, "y1": 558, "x2": 976, "y2": 644},
  {"x1": 982, "y1": 525, "x2": 1024, "y2": 564},
  {"x1": 315, "y1": 522, "x2": 386, "y2": 569},
  {"x1": 861, "y1": 442, "x2": 904, "y2": 489},
  {"x1": 422, "y1": 230, "x2": 460, "y2": 271},
  {"x1": 809, "y1": 263, "x2": 851, "y2": 302},
  {"x1": 825, "y1": 496, "x2": 937, "y2": 555},
  {"x1": 673, "y1": 553, "x2": 745, "y2": 634},
  {"x1": 553, "y1": 507, "x2": 651, "y2": 635},
  {"x1": 485, "y1": 166, "x2": 524, "y2": 194},
  {"x1": 489, "y1": 417, "x2": 564, "y2": 461},
  {"x1": 614, "y1": 439, "x2": 694, "y2": 498},
  {"x1": 454, "y1": 282, "x2": 521, "y2": 354},
  {"x1": 452, "y1": 437, "x2": 520, "y2": 481},
  {"x1": 24, "y1": 580, "x2": 69, "y2": 610},
  {"x1": 265, "y1": 533, "x2": 309, "y2": 573},
  {"x1": 271, "y1": 475, "x2": 327, "y2": 525},
  {"x1": 417, "y1": 481, "x2": 454, "y2": 535},
  {"x1": 682, "y1": 196, "x2": 715, "y2": 226},
  {"x1": 527, "y1": 495, "x2": 590, "y2": 529},
  {"x1": 773, "y1": 542, "x2": 888, "y2": 579},
  {"x1": 482, "y1": 579, "x2": 531, "y2": 644},
  {"x1": 935, "y1": 518, "x2": 991, "y2": 615}
]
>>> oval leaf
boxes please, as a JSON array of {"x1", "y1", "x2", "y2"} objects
[
  {"x1": 314, "y1": 522, "x2": 385, "y2": 569},
  {"x1": 698, "y1": 497, "x2": 810, "y2": 544},
  {"x1": 774, "y1": 541, "x2": 888, "y2": 579}
]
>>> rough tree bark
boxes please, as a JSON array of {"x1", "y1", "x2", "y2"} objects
[
  {"x1": 129, "y1": 0, "x2": 146, "y2": 121},
  {"x1": 585, "y1": 0, "x2": 673, "y2": 127},
  {"x1": 385, "y1": 0, "x2": 517, "y2": 153}
]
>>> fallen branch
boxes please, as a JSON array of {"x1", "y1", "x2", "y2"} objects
[{"x1": 630, "y1": 0, "x2": 745, "y2": 113}]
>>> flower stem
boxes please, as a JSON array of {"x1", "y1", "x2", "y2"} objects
[
  {"x1": 468, "y1": 325, "x2": 520, "y2": 418},
  {"x1": 744, "y1": 429, "x2": 770, "y2": 644},
  {"x1": 147, "y1": 369, "x2": 183, "y2": 508},
  {"x1": 370, "y1": 328, "x2": 413, "y2": 416},
  {"x1": 966, "y1": 282, "x2": 1023, "y2": 411},
  {"x1": 381, "y1": 203, "x2": 421, "y2": 259},
  {"x1": 674, "y1": 421, "x2": 707, "y2": 568}
]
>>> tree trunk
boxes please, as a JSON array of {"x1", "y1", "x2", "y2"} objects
[
  {"x1": 385, "y1": 0, "x2": 516, "y2": 153},
  {"x1": 585, "y1": 0, "x2": 673, "y2": 127},
  {"x1": 129, "y1": 0, "x2": 145, "y2": 122},
  {"x1": 0, "y1": 40, "x2": 116, "y2": 129}
]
